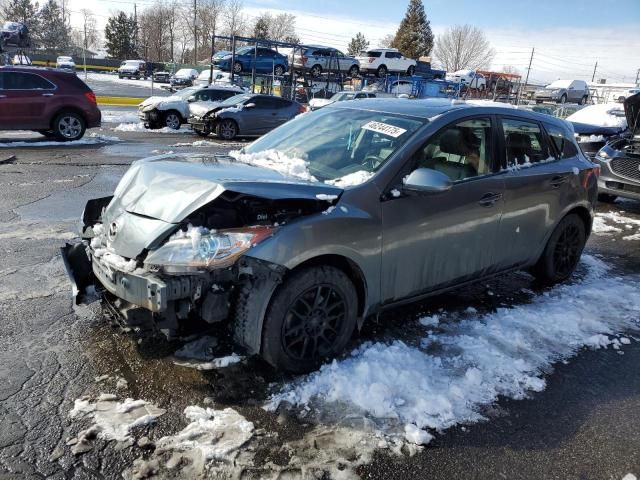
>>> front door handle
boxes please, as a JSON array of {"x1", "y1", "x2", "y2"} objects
[
  {"x1": 42, "y1": 93, "x2": 54, "y2": 97},
  {"x1": 0, "y1": 94, "x2": 6, "y2": 98},
  {"x1": 479, "y1": 192, "x2": 503, "y2": 207},
  {"x1": 550, "y1": 175, "x2": 568, "y2": 188}
]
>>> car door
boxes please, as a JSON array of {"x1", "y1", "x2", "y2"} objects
[
  {"x1": 381, "y1": 115, "x2": 506, "y2": 302},
  {"x1": 241, "y1": 96, "x2": 277, "y2": 134},
  {"x1": 495, "y1": 115, "x2": 575, "y2": 269},
  {"x1": 0, "y1": 71, "x2": 55, "y2": 129}
]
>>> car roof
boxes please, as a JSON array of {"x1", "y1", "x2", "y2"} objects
[
  {"x1": 0, "y1": 65, "x2": 75, "y2": 75},
  {"x1": 329, "y1": 98, "x2": 571, "y2": 127}
]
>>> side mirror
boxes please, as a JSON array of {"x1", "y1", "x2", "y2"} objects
[
  {"x1": 187, "y1": 96, "x2": 196, "y2": 102},
  {"x1": 402, "y1": 168, "x2": 452, "y2": 194},
  {"x1": 244, "y1": 103, "x2": 256, "y2": 109}
]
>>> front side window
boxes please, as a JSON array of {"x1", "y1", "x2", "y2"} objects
[
  {"x1": 501, "y1": 118, "x2": 549, "y2": 167},
  {"x1": 412, "y1": 117, "x2": 493, "y2": 182}
]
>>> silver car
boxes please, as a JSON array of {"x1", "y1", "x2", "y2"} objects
[
  {"x1": 290, "y1": 46, "x2": 360, "y2": 77},
  {"x1": 534, "y1": 79, "x2": 589, "y2": 104},
  {"x1": 63, "y1": 99, "x2": 598, "y2": 373}
]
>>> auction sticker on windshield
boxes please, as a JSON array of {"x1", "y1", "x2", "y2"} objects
[{"x1": 362, "y1": 121, "x2": 407, "y2": 138}]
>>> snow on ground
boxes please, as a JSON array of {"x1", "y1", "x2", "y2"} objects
[
  {"x1": 114, "y1": 122, "x2": 192, "y2": 134},
  {"x1": 269, "y1": 255, "x2": 640, "y2": 444},
  {"x1": 566, "y1": 103, "x2": 627, "y2": 128},
  {"x1": 86, "y1": 72, "x2": 156, "y2": 90},
  {"x1": 69, "y1": 394, "x2": 166, "y2": 444},
  {"x1": 0, "y1": 133, "x2": 120, "y2": 147},
  {"x1": 593, "y1": 211, "x2": 640, "y2": 240},
  {"x1": 101, "y1": 109, "x2": 140, "y2": 124}
]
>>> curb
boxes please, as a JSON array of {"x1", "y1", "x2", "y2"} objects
[{"x1": 97, "y1": 97, "x2": 144, "y2": 107}]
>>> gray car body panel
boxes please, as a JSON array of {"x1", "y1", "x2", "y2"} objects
[{"x1": 81, "y1": 98, "x2": 596, "y2": 347}]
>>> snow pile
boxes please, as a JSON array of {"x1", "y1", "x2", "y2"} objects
[
  {"x1": 566, "y1": 103, "x2": 627, "y2": 129},
  {"x1": 69, "y1": 394, "x2": 166, "y2": 443},
  {"x1": 91, "y1": 223, "x2": 138, "y2": 272},
  {"x1": 593, "y1": 211, "x2": 640, "y2": 240},
  {"x1": 467, "y1": 100, "x2": 517, "y2": 109},
  {"x1": 100, "y1": 110, "x2": 139, "y2": 124},
  {"x1": 327, "y1": 170, "x2": 374, "y2": 187},
  {"x1": 172, "y1": 140, "x2": 219, "y2": 147},
  {"x1": 229, "y1": 149, "x2": 316, "y2": 181},
  {"x1": 0, "y1": 133, "x2": 120, "y2": 147},
  {"x1": 114, "y1": 123, "x2": 192, "y2": 134},
  {"x1": 173, "y1": 335, "x2": 244, "y2": 370},
  {"x1": 577, "y1": 134, "x2": 606, "y2": 143},
  {"x1": 269, "y1": 255, "x2": 640, "y2": 444},
  {"x1": 216, "y1": 105, "x2": 244, "y2": 114}
]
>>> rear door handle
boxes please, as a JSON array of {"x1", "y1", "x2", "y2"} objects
[
  {"x1": 0, "y1": 95, "x2": 6, "y2": 98},
  {"x1": 42, "y1": 93, "x2": 54, "y2": 97},
  {"x1": 479, "y1": 192, "x2": 503, "y2": 207},
  {"x1": 550, "y1": 175, "x2": 568, "y2": 188}
]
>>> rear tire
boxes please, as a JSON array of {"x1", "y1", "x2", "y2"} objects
[
  {"x1": 376, "y1": 65, "x2": 388, "y2": 77},
  {"x1": 216, "y1": 119, "x2": 238, "y2": 140},
  {"x1": 52, "y1": 111, "x2": 86, "y2": 141},
  {"x1": 559, "y1": 93, "x2": 567, "y2": 104},
  {"x1": 310, "y1": 64, "x2": 322, "y2": 77},
  {"x1": 260, "y1": 266, "x2": 357, "y2": 373},
  {"x1": 531, "y1": 214, "x2": 586, "y2": 285},
  {"x1": 233, "y1": 62, "x2": 243, "y2": 74},
  {"x1": 579, "y1": 95, "x2": 588, "y2": 105},
  {"x1": 598, "y1": 193, "x2": 617, "y2": 203},
  {"x1": 274, "y1": 65, "x2": 285, "y2": 76},
  {"x1": 407, "y1": 65, "x2": 415, "y2": 76},
  {"x1": 348, "y1": 65, "x2": 359, "y2": 77}
]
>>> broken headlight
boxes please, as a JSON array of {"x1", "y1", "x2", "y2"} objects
[{"x1": 144, "y1": 226, "x2": 274, "y2": 273}]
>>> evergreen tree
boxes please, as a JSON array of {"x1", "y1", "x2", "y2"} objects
[
  {"x1": 391, "y1": 0, "x2": 434, "y2": 59},
  {"x1": 104, "y1": 11, "x2": 138, "y2": 59},
  {"x1": 347, "y1": 32, "x2": 368, "y2": 56},
  {"x1": 36, "y1": 0, "x2": 70, "y2": 54},
  {"x1": 253, "y1": 16, "x2": 269, "y2": 39}
]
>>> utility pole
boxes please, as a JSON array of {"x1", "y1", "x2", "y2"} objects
[
  {"x1": 516, "y1": 47, "x2": 534, "y2": 105},
  {"x1": 134, "y1": 3, "x2": 137, "y2": 56},
  {"x1": 193, "y1": 0, "x2": 197, "y2": 65},
  {"x1": 83, "y1": 16, "x2": 87, "y2": 81},
  {"x1": 636, "y1": 68, "x2": 639, "y2": 86},
  {"x1": 591, "y1": 61, "x2": 598, "y2": 82}
]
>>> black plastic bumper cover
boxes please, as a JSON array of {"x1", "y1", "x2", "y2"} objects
[{"x1": 61, "y1": 243, "x2": 96, "y2": 304}]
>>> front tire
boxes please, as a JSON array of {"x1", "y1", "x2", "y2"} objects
[
  {"x1": 310, "y1": 64, "x2": 322, "y2": 77},
  {"x1": 407, "y1": 65, "x2": 415, "y2": 76},
  {"x1": 274, "y1": 64, "x2": 285, "y2": 76},
  {"x1": 261, "y1": 266, "x2": 357, "y2": 373},
  {"x1": 559, "y1": 93, "x2": 567, "y2": 104},
  {"x1": 348, "y1": 65, "x2": 359, "y2": 77},
  {"x1": 579, "y1": 95, "x2": 588, "y2": 105},
  {"x1": 233, "y1": 61, "x2": 243, "y2": 74},
  {"x1": 376, "y1": 65, "x2": 388, "y2": 77},
  {"x1": 216, "y1": 119, "x2": 238, "y2": 140},
  {"x1": 531, "y1": 214, "x2": 586, "y2": 285},
  {"x1": 163, "y1": 110, "x2": 182, "y2": 130},
  {"x1": 53, "y1": 111, "x2": 86, "y2": 141}
]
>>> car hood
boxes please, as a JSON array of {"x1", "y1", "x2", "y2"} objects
[
  {"x1": 624, "y1": 92, "x2": 640, "y2": 135},
  {"x1": 140, "y1": 95, "x2": 183, "y2": 110},
  {"x1": 569, "y1": 121, "x2": 625, "y2": 137},
  {"x1": 120, "y1": 66, "x2": 139, "y2": 71},
  {"x1": 189, "y1": 101, "x2": 224, "y2": 117},
  {"x1": 309, "y1": 98, "x2": 334, "y2": 108},
  {"x1": 102, "y1": 153, "x2": 342, "y2": 258}
]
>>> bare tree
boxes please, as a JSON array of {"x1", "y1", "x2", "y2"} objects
[
  {"x1": 71, "y1": 8, "x2": 100, "y2": 55},
  {"x1": 197, "y1": 0, "x2": 226, "y2": 57},
  {"x1": 268, "y1": 13, "x2": 296, "y2": 41},
  {"x1": 379, "y1": 33, "x2": 395, "y2": 48},
  {"x1": 433, "y1": 24, "x2": 495, "y2": 72},
  {"x1": 163, "y1": 0, "x2": 182, "y2": 62},
  {"x1": 224, "y1": 0, "x2": 246, "y2": 37},
  {"x1": 502, "y1": 65, "x2": 520, "y2": 75}
]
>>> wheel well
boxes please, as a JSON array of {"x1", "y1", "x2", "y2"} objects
[
  {"x1": 164, "y1": 109, "x2": 183, "y2": 121},
  {"x1": 50, "y1": 107, "x2": 86, "y2": 129},
  {"x1": 566, "y1": 206, "x2": 592, "y2": 236},
  {"x1": 288, "y1": 255, "x2": 367, "y2": 317}
]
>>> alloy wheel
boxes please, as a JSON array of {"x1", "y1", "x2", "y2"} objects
[
  {"x1": 553, "y1": 224, "x2": 581, "y2": 277},
  {"x1": 218, "y1": 120, "x2": 237, "y2": 140},
  {"x1": 58, "y1": 115, "x2": 82, "y2": 139},
  {"x1": 165, "y1": 113, "x2": 180, "y2": 129},
  {"x1": 281, "y1": 284, "x2": 347, "y2": 361}
]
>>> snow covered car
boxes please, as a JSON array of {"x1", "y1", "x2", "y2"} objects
[
  {"x1": 566, "y1": 103, "x2": 627, "y2": 159},
  {"x1": 118, "y1": 60, "x2": 147, "y2": 79},
  {"x1": 152, "y1": 70, "x2": 171, "y2": 83},
  {"x1": 56, "y1": 56, "x2": 76, "y2": 71},
  {"x1": 138, "y1": 85, "x2": 244, "y2": 129},
  {"x1": 534, "y1": 80, "x2": 589, "y2": 105},
  {"x1": 0, "y1": 21, "x2": 31, "y2": 50},
  {"x1": 170, "y1": 68, "x2": 199, "y2": 87},
  {"x1": 356, "y1": 48, "x2": 416, "y2": 77},
  {"x1": 62, "y1": 99, "x2": 598, "y2": 373},
  {"x1": 187, "y1": 93, "x2": 304, "y2": 140},
  {"x1": 308, "y1": 91, "x2": 376, "y2": 110},
  {"x1": 593, "y1": 92, "x2": 640, "y2": 202},
  {"x1": 446, "y1": 70, "x2": 486, "y2": 91}
]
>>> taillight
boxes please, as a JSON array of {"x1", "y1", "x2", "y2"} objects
[
  {"x1": 368, "y1": 57, "x2": 375, "y2": 63},
  {"x1": 84, "y1": 92, "x2": 97, "y2": 104},
  {"x1": 298, "y1": 104, "x2": 307, "y2": 114},
  {"x1": 301, "y1": 56, "x2": 308, "y2": 65}
]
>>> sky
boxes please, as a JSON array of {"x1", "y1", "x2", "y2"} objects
[{"x1": 67, "y1": 0, "x2": 640, "y2": 84}]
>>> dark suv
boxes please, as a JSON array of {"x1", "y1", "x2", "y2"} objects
[{"x1": 0, "y1": 66, "x2": 101, "y2": 141}]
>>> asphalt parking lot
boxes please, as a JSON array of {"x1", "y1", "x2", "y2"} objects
[{"x1": 0, "y1": 113, "x2": 639, "y2": 480}]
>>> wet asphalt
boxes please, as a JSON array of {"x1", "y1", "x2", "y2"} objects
[{"x1": 0, "y1": 119, "x2": 639, "y2": 479}]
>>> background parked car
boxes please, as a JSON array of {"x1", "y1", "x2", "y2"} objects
[
  {"x1": 188, "y1": 93, "x2": 303, "y2": 139},
  {"x1": 616, "y1": 88, "x2": 640, "y2": 103},
  {"x1": 0, "y1": 66, "x2": 100, "y2": 141},
  {"x1": 534, "y1": 79, "x2": 589, "y2": 104},
  {"x1": 152, "y1": 70, "x2": 171, "y2": 83},
  {"x1": 170, "y1": 68, "x2": 199, "y2": 88},
  {"x1": 290, "y1": 46, "x2": 360, "y2": 77},
  {"x1": 194, "y1": 68, "x2": 237, "y2": 87},
  {"x1": 214, "y1": 46, "x2": 288, "y2": 76},
  {"x1": 138, "y1": 85, "x2": 244, "y2": 129},
  {"x1": 446, "y1": 70, "x2": 487, "y2": 90},
  {"x1": 356, "y1": 48, "x2": 416, "y2": 77},
  {"x1": 309, "y1": 90, "x2": 376, "y2": 110},
  {"x1": 118, "y1": 60, "x2": 147, "y2": 79},
  {"x1": 56, "y1": 56, "x2": 76, "y2": 72}
]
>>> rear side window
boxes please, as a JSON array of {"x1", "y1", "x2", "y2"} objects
[
  {"x1": 545, "y1": 123, "x2": 579, "y2": 159},
  {"x1": 366, "y1": 51, "x2": 382, "y2": 58},
  {"x1": 58, "y1": 73, "x2": 90, "y2": 91},
  {"x1": 387, "y1": 52, "x2": 402, "y2": 59},
  {"x1": 2, "y1": 72, "x2": 55, "y2": 90},
  {"x1": 501, "y1": 118, "x2": 550, "y2": 166},
  {"x1": 209, "y1": 90, "x2": 237, "y2": 101}
]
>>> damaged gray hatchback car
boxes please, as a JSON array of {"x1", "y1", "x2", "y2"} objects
[{"x1": 63, "y1": 98, "x2": 599, "y2": 373}]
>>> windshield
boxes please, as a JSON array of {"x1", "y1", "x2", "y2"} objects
[
  {"x1": 547, "y1": 80, "x2": 572, "y2": 89},
  {"x1": 57, "y1": 57, "x2": 72, "y2": 61},
  {"x1": 175, "y1": 69, "x2": 193, "y2": 77},
  {"x1": 243, "y1": 107, "x2": 425, "y2": 182},
  {"x1": 123, "y1": 61, "x2": 140, "y2": 67},
  {"x1": 236, "y1": 46, "x2": 254, "y2": 55},
  {"x1": 172, "y1": 87, "x2": 200, "y2": 99}
]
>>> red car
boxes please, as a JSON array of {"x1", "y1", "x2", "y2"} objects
[{"x1": 0, "y1": 66, "x2": 101, "y2": 141}]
